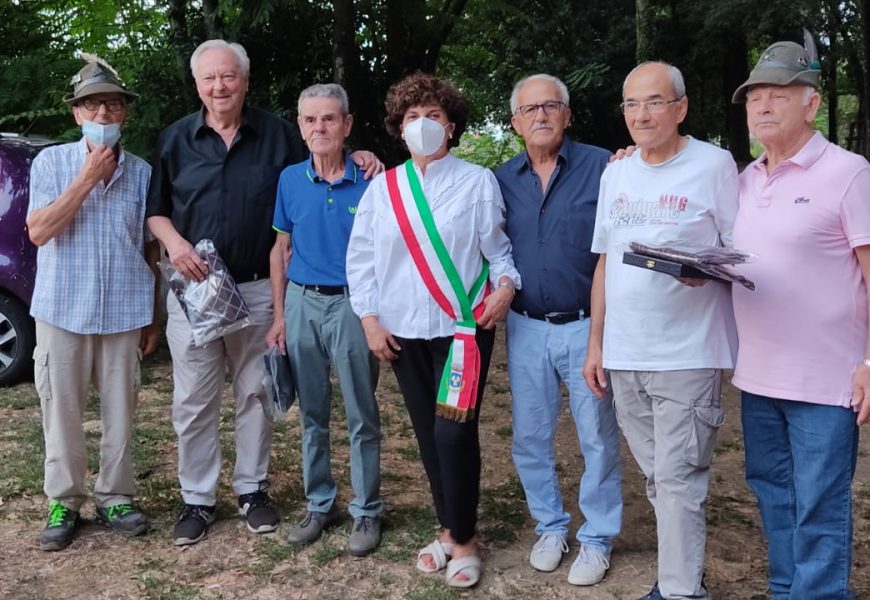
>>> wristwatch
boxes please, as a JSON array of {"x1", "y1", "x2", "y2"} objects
[
  {"x1": 863, "y1": 358, "x2": 870, "y2": 368},
  {"x1": 498, "y1": 279, "x2": 516, "y2": 291}
]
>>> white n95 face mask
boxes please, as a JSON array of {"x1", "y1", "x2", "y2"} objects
[
  {"x1": 403, "y1": 117, "x2": 447, "y2": 157},
  {"x1": 82, "y1": 120, "x2": 122, "y2": 148}
]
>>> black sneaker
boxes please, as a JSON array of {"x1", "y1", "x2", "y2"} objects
[
  {"x1": 638, "y1": 582, "x2": 663, "y2": 600},
  {"x1": 237, "y1": 489, "x2": 279, "y2": 534},
  {"x1": 39, "y1": 500, "x2": 81, "y2": 551},
  {"x1": 95, "y1": 503, "x2": 149, "y2": 537},
  {"x1": 172, "y1": 503, "x2": 216, "y2": 546}
]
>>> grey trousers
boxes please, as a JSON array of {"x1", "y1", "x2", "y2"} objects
[
  {"x1": 610, "y1": 369, "x2": 724, "y2": 600},
  {"x1": 34, "y1": 320, "x2": 141, "y2": 510},
  {"x1": 284, "y1": 281, "x2": 381, "y2": 518},
  {"x1": 166, "y1": 279, "x2": 273, "y2": 505}
]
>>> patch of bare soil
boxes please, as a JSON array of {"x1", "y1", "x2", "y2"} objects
[{"x1": 0, "y1": 330, "x2": 868, "y2": 599}]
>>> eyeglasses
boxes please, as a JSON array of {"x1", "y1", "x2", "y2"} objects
[
  {"x1": 513, "y1": 101, "x2": 566, "y2": 119},
  {"x1": 79, "y1": 98, "x2": 126, "y2": 113},
  {"x1": 620, "y1": 97, "x2": 683, "y2": 114}
]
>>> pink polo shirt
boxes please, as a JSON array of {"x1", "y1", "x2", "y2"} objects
[{"x1": 732, "y1": 132, "x2": 870, "y2": 407}]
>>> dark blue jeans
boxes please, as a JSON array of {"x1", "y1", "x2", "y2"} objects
[{"x1": 741, "y1": 392, "x2": 859, "y2": 600}]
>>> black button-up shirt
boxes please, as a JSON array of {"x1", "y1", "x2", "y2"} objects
[
  {"x1": 495, "y1": 137, "x2": 610, "y2": 314},
  {"x1": 146, "y1": 106, "x2": 306, "y2": 282}
]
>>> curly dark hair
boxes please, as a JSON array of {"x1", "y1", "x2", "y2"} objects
[{"x1": 384, "y1": 72, "x2": 469, "y2": 150}]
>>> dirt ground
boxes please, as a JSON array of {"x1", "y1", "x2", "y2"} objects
[{"x1": 0, "y1": 329, "x2": 868, "y2": 600}]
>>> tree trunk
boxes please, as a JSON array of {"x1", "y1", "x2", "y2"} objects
[
  {"x1": 166, "y1": 0, "x2": 195, "y2": 108},
  {"x1": 202, "y1": 0, "x2": 223, "y2": 41},
  {"x1": 636, "y1": 0, "x2": 654, "y2": 62},
  {"x1": 823, "y1": 1, "x2": 840, "y2": 145},
  {"x1": 724, "y1": 32, "x2": 752, "y2": 165}
]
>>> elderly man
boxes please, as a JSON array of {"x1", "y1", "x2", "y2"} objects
[
  {"x1": 26, "y1": 56, "x2": 160, "y2": 551},
  {"x1": 495, "y1": 74, "x2": 622, "y2": 586},
  {"x1": 147, "y1": 40, "x2": 381, "y2": 546},
  {"x1": 731, "y1": 40, "x2": 870, "y2": 599},
  {"x1": 265, "y1": 83, "x2": 381, "y2": 556},
  {"x1": 583, "y1": 62, "x2": 738, "y2": 600}
]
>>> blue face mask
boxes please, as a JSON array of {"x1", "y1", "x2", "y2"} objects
[{"x1": 82, "y1": 120, "x2": 122, "y2": 148}]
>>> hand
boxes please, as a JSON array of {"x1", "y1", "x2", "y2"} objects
[
  {"x1": 80, "y1": 144, "x2": 117, "y2": 186},
  {"x1": 139, "y1": 323, "x2": 160, "y2": 356},
  {"x1": 582, "y1": 344, "x2": 608, "y2": 398},
  {"x1": 349, "y1": 150, "x2": 385, "y2": 180},
  {"x1": 265, "y1": 320, "x2": 286, "y2": 355},
  {"x1": 608, "y1": 145, "x2": 637, "y2": 163},
  {"x1": 361, "y1": 316, "x2": 401, "y2": 361},
  {"x1": 852, "y1": 363, "x2": 870, "y2": 426},
  {"x1": 166, "y1": 237, "x2": 208, "y2": 282},
  {"x1": 677, "y1": 277, "x2": 709, "y2": 287},
  {"x1": 476, "y1": 285, "x2": 514, "y2": 329}
]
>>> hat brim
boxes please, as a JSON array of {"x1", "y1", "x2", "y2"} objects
[
  {"x1": 64, "y1": 82, "x2": 138, "y2": 104},
  {"x1": 732, "y1": 68, "x2": 821, "y2": 103}
]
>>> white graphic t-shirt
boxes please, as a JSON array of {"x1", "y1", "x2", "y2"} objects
[{"x1": 591, "y1": 136, "x2": 739, "y2": 371}]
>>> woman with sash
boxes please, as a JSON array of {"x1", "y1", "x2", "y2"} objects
[{"x1": 346, "y1": 72, "x2": 520, "y2": 588}]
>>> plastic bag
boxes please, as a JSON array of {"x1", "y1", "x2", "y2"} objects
[
  {"x1": 159, "y1": 239, "x2": 252, "y2": 346},
  {"x1": 262, "y1": 346, "x2": 296, "y2": 419}
]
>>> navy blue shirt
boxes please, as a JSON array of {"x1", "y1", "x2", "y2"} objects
[
  {"x1": 496, "y1": 137, "x2": 610, "y2": 314},
  {"x1": 273, "y1": 155, "x2": 367, "y2": 286}
]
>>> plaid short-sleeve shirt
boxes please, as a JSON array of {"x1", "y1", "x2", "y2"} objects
[{"x1": 28, "y1": 138, "x2": 154, "y2": 334}]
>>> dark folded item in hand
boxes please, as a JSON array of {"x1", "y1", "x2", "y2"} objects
[
  {"x1": 625, "y1": 241, "x2": 756, "y2": 291},
  {"x1": 262, "y1": 346, "x2": 296, "y2": 419}
]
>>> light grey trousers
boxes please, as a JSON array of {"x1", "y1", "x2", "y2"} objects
[
  {"x1": 34, "y1": 320, "x2": 141, "y2": 510},
  {"x1": 610, "y1": 369, "x2": 724, "y2": 600},
  {"x1": 166, "y1": 279, "x2": 273, "y2": 505}
]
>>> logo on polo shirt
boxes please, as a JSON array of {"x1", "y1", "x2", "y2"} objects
[
  {"x1": 348, "y1": 205, "x2": 358, "y2": 214},
  {"x1": 794, "y1": 196, "x2": 810, "y2": 204}
]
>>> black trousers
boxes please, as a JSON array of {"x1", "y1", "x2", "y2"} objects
[{"x1": 391, "y1": 328, "x2": 496, "y2": 544}]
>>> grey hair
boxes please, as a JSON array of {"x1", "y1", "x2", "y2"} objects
[
  {"x1": 298, "y1": 83, "x2": 350, "y2": 116},
  {"x1": 509, "y1": 74, "x2": 570, "y2": 113},
  {"x1": 622, "y1": 61, "x2": 686, "y2": 98},
  {"x1": 190, "y1": 39, "x2": 250, "y2": 79}
]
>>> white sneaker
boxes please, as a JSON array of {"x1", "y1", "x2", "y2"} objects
[
  {"x1": 529, "y1": 532, "x2": 569, "y2": 572},
  {"x1": 567, "y1": 545, "x2": 610, "y2": 585}
]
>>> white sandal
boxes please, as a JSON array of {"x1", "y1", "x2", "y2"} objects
[
  {"x1": 415, "y1": 539, "x2": 455, "y2": 573},
  {"x1": 445, "y1": 554, "x2": 482, "y2": 588}
]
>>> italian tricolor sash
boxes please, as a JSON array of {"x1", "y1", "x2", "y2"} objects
[{"x1": 386, "y1": 160, "x2": 490, "y2": 422}]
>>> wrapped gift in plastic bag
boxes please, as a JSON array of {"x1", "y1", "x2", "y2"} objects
[{"x1": 158, "y1": 239, "x2": 252, "y2": 346}]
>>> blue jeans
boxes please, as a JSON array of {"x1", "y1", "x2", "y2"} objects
[
  {"x1": 741, "y1": 392, "x2": 859, "y2": 600},
  {"x1": 506, "y1": 311, "x2": 622, "y2": 551},
  {"x1": 284, "y1": 282, "x2": 382, "y2": 518}
]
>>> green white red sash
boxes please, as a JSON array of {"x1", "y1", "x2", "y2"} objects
[{"x1": 385, "y1": 159, "x2": 490, "y2": 422}]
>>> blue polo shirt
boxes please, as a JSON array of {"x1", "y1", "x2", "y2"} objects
[
  {"x1": 495, "y1": 137, "x2": 610, "y2": 314},
  {"x1": 273, "y1": 155, "x2": 367, "y2": 285}
]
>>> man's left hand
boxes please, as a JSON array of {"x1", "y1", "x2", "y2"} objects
[
  {"x1": 349, "y1": 150, "x2": 385, "y2": 180},
  {"x1": 677, "y1": 277, "x2": 708, "y2": 287},
  {"x1": 140, "y1": 323, "x2": 160, "y2": 356},
  {"x1": 477, "y1": 286, "x2": 514, "y2": 330},
  {"x1": 852, "y1": 363, "x2": 870, "y2": 425}
]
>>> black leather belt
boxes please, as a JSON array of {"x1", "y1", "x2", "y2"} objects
[
  {"x1": 513, "y1": 308, "x2": 586, "y2": 324},
  {"x1": 294, "y1": 281, "x2": 347, "y2": 296}
]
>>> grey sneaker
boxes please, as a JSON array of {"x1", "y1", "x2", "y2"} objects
[
  {"x1": 529, "y1": 532, "x2": 569, "y2": 572},
  {"x1": 347, "y1": 516, "x2": 381, "y2": 556},
  {"x1": 567, "y1": 544, "x2": 610, "y2": 586},
  {"x1": 39, "y1": 500, "x2": 81, "y2": 551},
  {"x1": 286, "y1": 505, "x2": 341, "y2": 545},
  {"x1": 95, "y1": 503, "x2": 149, "y2": 537}
]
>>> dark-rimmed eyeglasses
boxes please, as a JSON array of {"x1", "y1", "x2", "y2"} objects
[
  {"x1": 78, "y1": 98, "x2": 126, "y2": 113},
  {"x1": 513, "y1": 100, "x2": 566, "y2": 119},
  {"x1": 620, "y1": 98, "x2": 683, "y2": 114}
]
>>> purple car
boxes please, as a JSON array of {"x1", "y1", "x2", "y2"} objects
[{"x1": 0, "y1": 134, "x2": 59, "y2": 385}]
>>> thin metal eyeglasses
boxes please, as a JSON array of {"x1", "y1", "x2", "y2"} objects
[
  {"x1": 620, "y1": 97, "x2": 683, "y2": 114},
  {"x1": 79, "y1": 98, "x2": 126, "y2": 113},
  {"x1": 513, "y1": 100, "x2": 566, "y2": 118}
]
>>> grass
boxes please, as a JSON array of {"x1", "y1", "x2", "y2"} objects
[
  {"x1": 478, "y1": 476, "x2": 526, "y2": 545},
  {"x1": 0, "y1": 418, "x2": 45, "y2": 497}
]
